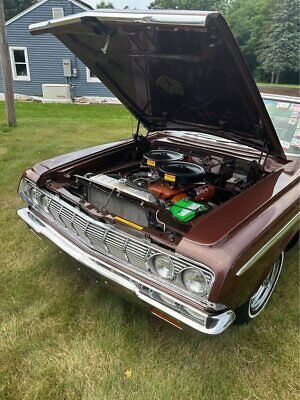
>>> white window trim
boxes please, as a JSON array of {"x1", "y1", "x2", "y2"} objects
[
  {"x1": 52, "y1": 7, "x2": 64, "y2": 19},
  {"x1": 6, "y1": 0, "x2": 90, "y2": 27},
  {"x1": 9, "y1": 47, "x2": 31, "y2": 81},
  {"x1": 86, "y1": 68, "x2": 101, "y2": 83}
]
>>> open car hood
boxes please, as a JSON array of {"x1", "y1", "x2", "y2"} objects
[{"x1": 29, "y1": 10, "x2": 286, "y2": 159}]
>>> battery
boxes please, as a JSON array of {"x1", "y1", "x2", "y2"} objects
[{"x1": 170, "y1": 199, "x2": 209, "y2": 222}]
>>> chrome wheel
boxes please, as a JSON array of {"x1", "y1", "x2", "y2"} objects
[{"x1": 248, "y1": 252, "x2": 284, "y2": 318}]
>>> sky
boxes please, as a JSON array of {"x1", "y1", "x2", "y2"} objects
[{"x1": 83, "y1": 0, "x2": 152, "y2": 9}]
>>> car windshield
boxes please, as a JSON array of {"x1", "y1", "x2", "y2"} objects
[{"x1": 263, "y1": 97, "x2": 300, "y2": 155}]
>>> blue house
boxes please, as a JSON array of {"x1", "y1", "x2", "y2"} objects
[{"x1": 1, "y1": 0, "x2": 114, "y2": 100}]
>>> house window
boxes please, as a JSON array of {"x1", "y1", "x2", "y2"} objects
[
  {"x1": 86, "y1": 68, "x2": 101, "y2": 83},
  {"x1": 52, "y1": 7, "x2": 64, "y2": 19},
  {"x1": 9, "y1": 47, "x2": 31, "y2": 81}
]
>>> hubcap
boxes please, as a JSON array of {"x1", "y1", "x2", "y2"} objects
[{"x1": 249, "y1": 252, "x2": 284, "y2": 318}]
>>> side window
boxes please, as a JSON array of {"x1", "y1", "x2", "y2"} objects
[
  {"x1": 52, "y1": 7, "x2": 64, "y2": 19},
  {"x1": 86, "y1": 68, "x2": 101, "y2": 83},
  {"x1": 10, "y1": 47, "x2": 31, "y2": 81}
]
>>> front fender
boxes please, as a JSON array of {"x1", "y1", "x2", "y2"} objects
[{"x1": 21, "y1": 138, "x2": 132, "y2": 184}]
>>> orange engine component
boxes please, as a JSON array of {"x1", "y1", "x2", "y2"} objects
[
  {"x1": 192, "y1": 184, "x2": 216, "y2": 202},
  {"x1": 148, "y1": 182, "x2": 186, "y2": 200},
  {"x1": 171, "y1": 192, "x2": 188, "y2": 203}
]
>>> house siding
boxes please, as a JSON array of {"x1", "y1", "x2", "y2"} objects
[{"x1": 0, "y1": 0, "x2": 113, "y2": 98}]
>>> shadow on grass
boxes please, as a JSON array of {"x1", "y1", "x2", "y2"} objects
[{"x1": 0, "y1": 123, "x2": 16, "y2": 134}]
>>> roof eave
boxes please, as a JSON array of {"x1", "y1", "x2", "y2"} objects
[{"x1": 6, "y1": 0, "x2": 92, "y2": 27}]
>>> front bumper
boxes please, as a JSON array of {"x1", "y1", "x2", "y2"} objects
[{"x1": 18, "y1": 207, "x2": 235, "y2": 335}]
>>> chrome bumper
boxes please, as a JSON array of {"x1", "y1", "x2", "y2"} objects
[{"x1": 18, "y1": 207, "x2": 235, "y2": 335}]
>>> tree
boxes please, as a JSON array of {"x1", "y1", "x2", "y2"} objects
[
  {"x1": 0, "y1": 0, "x2": 16, "y2": 125},
  {"x1": 97, "y1": 1, "x2": 114, "y2": 8},
  {"x1": 258, "y1": 0, "x2": 300, "y2": 83},
  {"x1": 226, "y1": 0, "x2": 271, "y2": 73},
  {"x1": 4, "y1": 0, "x2": 37, "y2": 21},
  {"x1": 149, "y1": 0, "x2": 233, "y2": 15}
]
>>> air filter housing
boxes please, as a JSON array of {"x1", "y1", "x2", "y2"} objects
[
  {"x1": 159, "y1": 162, "x2": 205, "y2": 185},
  {"x1": 143, "y1": 150, "x2": 184, "y2": 167}
]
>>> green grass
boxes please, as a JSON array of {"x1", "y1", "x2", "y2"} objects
[
  {"x1": 257, "y1": 82, "x2": 300, "y2": 88},
  {"x1": 0, "y1": 102, "x2": 299, "y2": 400}
]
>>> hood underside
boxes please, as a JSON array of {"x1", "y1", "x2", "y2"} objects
[{"x1": 29, "y1": 10, "x2": 285, "y2": 159}]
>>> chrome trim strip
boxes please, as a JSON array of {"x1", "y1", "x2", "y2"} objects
[
  {"x1": 18, "y1": 207, "x2": 235, "y2": 335},
  {"x1": 261, "y1": 93, "x2": 300, "y2": 104},
  {"x1": 236, "y1": 213, "x2": 299, "y2": 276},
  {"x1": 29, "y1": 10, "x2": 210, "y2": 34}
]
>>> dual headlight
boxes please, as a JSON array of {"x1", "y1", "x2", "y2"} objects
[
  {"x1": 19, "y1": 180, "x2": 50, "y2": 213},
  {"x1": 181, "y1": 268, "x2": 207, "y2": 295},
  {"x1": 152, "y1": 254, "x2": 175, "y2": 280},
  {"x1": 151, "y1": 254, "x2": 208, "y2": 296}
]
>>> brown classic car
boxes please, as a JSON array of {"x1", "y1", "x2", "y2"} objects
[{"x1": 18, "y1": 10, "x2": 299, "y2": 334}]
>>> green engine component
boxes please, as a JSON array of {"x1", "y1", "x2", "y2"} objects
[{"x1": 170, "y1": 199, "x2": 209, "y2": 222}]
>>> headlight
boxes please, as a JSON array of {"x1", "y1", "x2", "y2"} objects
[
  {"x1": 29, "y1": 187, "x2": 39, "y2": 206},
  {"x1": 39, "y1": 194, "x2": 50, "y2": 213},
  {"x1": 152, "y1": 254, "x2": 174, "y2": 280},
  {"x1": 182, "y1": 268, "x2": 207, "y2": 295},
  {"x1": 19, "y1": 179, "x2": 31, "y2": 198}
]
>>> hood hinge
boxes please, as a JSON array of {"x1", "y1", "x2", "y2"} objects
[
  {"x1": 258, "y1": 139, "x2": 270, "y2": 169},
  {"x1": 133, "y1": 119, "x2": 151, "y2": 153},
  {"x1": 133, "y1": 119, "x2": 142, "y2": 142}
]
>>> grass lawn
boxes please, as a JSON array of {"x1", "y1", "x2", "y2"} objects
[
  {"x1": 0, "y1": 102, "x2": 299, "y2": 400},
  {"x1": 257, "y1": 83, "x2": 300, "y2": 89}
]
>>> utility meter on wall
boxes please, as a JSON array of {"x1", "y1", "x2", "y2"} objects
[{"x1": 63, "y1": 59, "x2": 72, "y2": 77}]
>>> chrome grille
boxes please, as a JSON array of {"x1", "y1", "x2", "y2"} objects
[
  {"x1": 73, "y1": 214, "x2": 89, "y2": 242},
  {"x1": 105, "y1": 231, "x2": 128, "y2": 261},
  {"x1": 25, "y1": 182, "x2": 215, "y2": 305},
  {"x1": 86, "y1": 224, "x2": 106, "y2": 250},
  {"x1": 49, "y1": 200, "x2": 62, "y2": 222},
  {"x1": 59, "y1": 206, "x2": 74, "y2": 231},
  {"x1": 126, "y1": 241, "x2": 150, "y2": 269}
]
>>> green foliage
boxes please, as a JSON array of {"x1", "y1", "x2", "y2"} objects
[
  {"x1": 149, "y1": 0, "x2": 233, "y2": 14},
  {"x1": 258, "y1": 0, "x2": 300, "y2": 83},
  {"x1": 96, "y1": 1, "x2": 114, "y2": 9},
  {"x1": 4, "y1": 0, "x2": 37, "y2": 20},
  {"x1": 227, "y1": 0, "x2": 271, "y2": 72}
]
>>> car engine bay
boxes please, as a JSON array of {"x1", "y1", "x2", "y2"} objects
[{"x1": 45, "y1": 137, "x2": 266, "y2": 244}]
